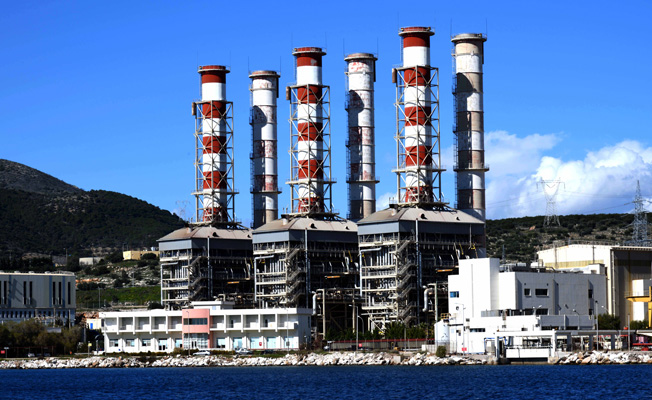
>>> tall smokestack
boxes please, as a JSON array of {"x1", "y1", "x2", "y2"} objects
[
  {"x1": 452, "y1": 33, "x2": 487, "y2": 221},
  {"x1": 345, "y1": 53, "x2": 378, "y2": 220},
  {"x1": 287, "y1": 47, "x2": 334, "y2": 216},
  {"x1": 250, "y1": 70, "x2": 281, "y2": 228},
  {"x1": 395, "y1": 27, "x2": 443, "y2": 206},
  {"x1": 194, "y1": 65, "x2": 236, "y2": 225}
]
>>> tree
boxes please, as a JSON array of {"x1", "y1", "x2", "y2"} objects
[
  {"x1": 598, "y1": 313, "x2": 621, "y2": 330},
  {"x1": 630, "y1": 320, "x2": 648, "y2": 330},
  {"x1": 105, "y1": 251, "x2": 123, "y2": 264}
]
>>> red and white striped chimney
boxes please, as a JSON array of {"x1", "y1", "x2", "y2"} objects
[
  {"x1": 345, "y1": 53, "x2": 377, "y2": 220},
  {"x1": 290, "y1": 47, "x2": 328, "y2": 214},
  {"x1": 195, "y1": 65, "x2": 233, "y2": 224},
  {"x1": 250, "y1": 70, "x2": 281, "y2": 228},
  {"x1": 396, "y1": 26, "x2": 440, "y2": 205}
]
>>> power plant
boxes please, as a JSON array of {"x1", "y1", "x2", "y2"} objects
[
  {"x1": 158, "y1": 27, "x2": 489, "y2": 336},
  {"x1": 158, "y1": 65, "x2": 254, "y2": 309},
  {"x1": 357, "y1": 27, "x2": 485, "y2": 330},
  {"x1": 252, "y1": 47, "x2": 359, "y2": 339}
]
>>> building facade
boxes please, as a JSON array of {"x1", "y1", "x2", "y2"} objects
[
  {"x1": 101, "y1": 301, "x2": 311, "y2": 354},
  {"x1": 0, "y1": 271, "x2": 76, "y2": 325},
  {"x1": 537, "y1": 243, "x2": 652, "y2": 323},
  {"x1": 446, "y1": 258, "x2": 606, "y2": 354}
]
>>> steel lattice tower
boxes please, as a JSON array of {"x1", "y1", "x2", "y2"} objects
[
  {"x1": 628, "y1": 180, "x2": 649, "y2": 246},
  {"x1": 540, "y1": 179, "x2": 563, "y2": 227}
]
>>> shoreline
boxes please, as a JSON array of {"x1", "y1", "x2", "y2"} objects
[{"x1": 0, "y1": 350, "x2": 651, "y2": 369}]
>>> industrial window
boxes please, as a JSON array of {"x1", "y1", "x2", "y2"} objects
[
  {"x1": 29, "y1": 281, "x2": 33, "y2": 303},
  {"x1": 58, "y1": 282, "x2": 62, "y2": 305},
  {"x1": 125, "y1": 339, "x2": 135, "y2": 347},
  {"x1": 109, "y1": 339, "x2": 119, "y2": 348},
  {"x1": 142, "y1": 339, "x2": 151, "y2": 347},
  {"x1": 52, "y1": 282, "x2": 56, "y2": 304},
  {"x1": 450, "y1": 291, "x2": 460, "y2": 298},
  {"x1": 588, "y1": 289, "x2": 593, "y2": 299},
  {"x1": 535, "y1": 308, "x2": 548, "y2": 316},
  {"x1": 158, "y1": 339, "x2": 167, "y2": 351},
  {"x1": 23, "y1": 282, "x2": 27, "y2": 304},
  {"x1": 470, "y1": 328, "x2": 485, "y2": 333},
  {"x1": 524, "y1": 288, "x2": 531, "y2": 296},
  {"x1": 535, "y1": 288, "x2": 548, "y2": 296},
  {"x1": 67, "y1": 282, "x2": 71, "y2": 304}
]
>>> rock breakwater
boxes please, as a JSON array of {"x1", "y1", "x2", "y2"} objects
[{"x1": 0, "y1": 352, "x2": 483, "y2": 369}]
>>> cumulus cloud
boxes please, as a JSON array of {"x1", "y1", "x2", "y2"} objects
[
  {"x1": 377, "y1": 191, "x2": 395, "y2": 210},
  {"x1": 485, "y1": 136, "x2": 652, "y2": 219}
]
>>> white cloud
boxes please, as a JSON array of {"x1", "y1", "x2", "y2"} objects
[
  {"x1": 377, "y1": 191, "x2": 394, "y2": 210},
  {"x1": 485, "y1": 130, "x2": 561, "y2": 178},
  {"x1": 485, "y1": 137, "x2": 652, "y2": 219}
]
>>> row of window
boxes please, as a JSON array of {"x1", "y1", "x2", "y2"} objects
[
  {"x1": 107, "y1": 335, "x2": 294, "y2": 351},
  {"x1": 0, "y1": 281, "x2": 72, "y2": 305},
  {"x1": 0, "y1": 310, "x2": 69, "y2": 319}
]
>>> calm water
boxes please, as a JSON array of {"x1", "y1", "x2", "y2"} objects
[{"x1": 1, "y1": 365, "x2": 651, "y2": 399}]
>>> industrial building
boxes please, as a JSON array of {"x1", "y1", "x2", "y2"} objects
[
  {"x1": 538, "y1": 243, "x2": 652, "y2": 325},
  {"x1": 101, "y1": 301, "x2": 311, "y2": 353},
  {"x1": 252, "y1": 47, "x2": 360, "y2": 341},
  {"x1": 159, "y1": 65, "x2": 253, "y2": 308},
  {"x1": 445, "y1": 258, "x2": 607, "y2": 355},
  {"x1": 357, "y1": 27, "x2": 486, "y2": 331},
  {"x1": 0, "y1": 271, "x2": 76, "y2": 325}
]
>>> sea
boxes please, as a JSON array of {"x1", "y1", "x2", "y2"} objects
[{"x1": 1, "y1": 365, "x2": 651, "y2": 399}]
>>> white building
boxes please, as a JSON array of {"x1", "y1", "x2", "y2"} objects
[
  {"x1": 537, "y1": 243, "x2": 652, "y2": 325},
  {"x1": 0, "y1": 271, "x2": 76, "y2": 324},
  {"x1": 445, "y1": 258, "x2": 606, "y2": 354},
  {"x1": 101, "y1": 301, "x2": 312, "y2": 354}
]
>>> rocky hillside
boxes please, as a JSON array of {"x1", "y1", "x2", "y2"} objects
[
  {"x1": 486, "y1": 213, "x2": 636, "y2": 263},
  {"x1": 0, "y1": 159, "x2": 184, "y2": 256}
]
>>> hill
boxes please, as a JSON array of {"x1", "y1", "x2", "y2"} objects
[
  {"x1": 485, "y1": 213, "x2": 635, "y2": 263},
  {"x1": 0, "y1": 159, "x2": 184, "y2": 257}
]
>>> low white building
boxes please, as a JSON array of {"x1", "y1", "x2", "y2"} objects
[
  {"x1": 101, "y1": 301, "x2": 312, "y2": 353},
  {"x1": 0, "y1": 271, "x2": 76, "y2": 325},
  {"x1": 445, "y1": 258, "x2": 606, "y2": 354}
]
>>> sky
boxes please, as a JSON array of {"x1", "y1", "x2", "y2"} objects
[{"x1": 2, "y1": 0, "x2": 651, "y2": 225}]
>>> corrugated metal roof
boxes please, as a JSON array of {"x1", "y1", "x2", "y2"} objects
[
  {"x1": 253, "y1": 216, "x2": 358, "y2": 233},
  {"x1": 357, "y1": 207, "x2": 484, "y2": 225},
  {"x1": 158, "y1": 226, "x2": 252, "y2": 242}
]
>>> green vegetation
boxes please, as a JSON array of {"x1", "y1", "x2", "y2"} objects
[
  {"x1": 598, "y1": 313, "x2": 621, "y2": 330},
  {"x1": 77, "y1": 286, "x2": 161, "y2": 309},
  {"x1": 435, "y1": 345, "x2": 447, "y2": 358},
  {"x1": 629, "y1": 320, "x2": 648, "y2": 330},
  {"x1": 0, "y1": 188, "x2": 184, "y2": 256},
  {"x1": 0, "y1": 320, "x2": 82, "y2": 357},
  {"x1": 486, "y1": 213, "x2": 635, "y2": 263}
]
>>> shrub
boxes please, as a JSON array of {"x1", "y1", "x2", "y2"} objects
[{"x1": 435, "y1": 346, "x2": 447, "y2": 358}]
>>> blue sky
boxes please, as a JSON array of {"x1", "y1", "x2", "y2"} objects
[{"x1": 2, "y1": 0, "x2": 651, "y2": 224}]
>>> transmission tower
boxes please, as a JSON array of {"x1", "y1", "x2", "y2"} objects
[
  {"x1": 540, "y1": 179, "x2": 564, "y2": 227},
  {"x1": 627, "y1": 180, "x2": 650, "y2": 246}
]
